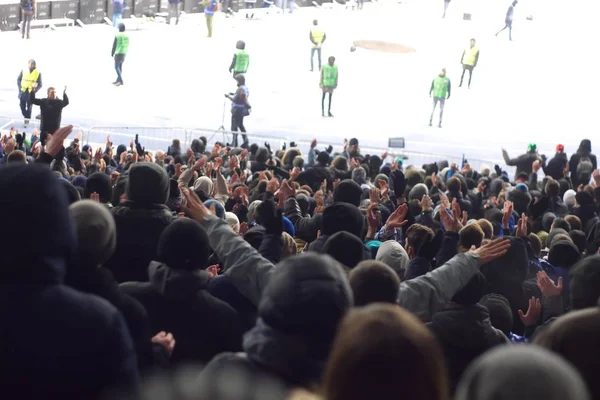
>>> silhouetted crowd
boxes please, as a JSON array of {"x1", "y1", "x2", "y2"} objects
[{"x1": 1, "y1": 126, "x2": 599, "y2": 400}]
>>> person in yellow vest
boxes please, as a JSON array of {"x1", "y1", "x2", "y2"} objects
[
  {"x1": 310, "y1": 20, "x2": 326, "y2": 72},
  {"x1": 111, "y1": 23, "x2": 129, "y2": 86},
  {"x1": 459, "y1": 38, "x2": 479, "y2": 88},
  {"x1": 320, "y1": 56, "x2": 338, "y2": 117},
  {"x1": 229, "y1": 40, "x2": 249, "y2": 79},
  {"x1": 17, "y1": 59, "x2": 42, "y2": 126}
]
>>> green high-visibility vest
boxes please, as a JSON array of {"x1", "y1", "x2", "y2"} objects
[
  {"x1": 115, "y1": 32, "x2": 129, "y2": 55},
  {"x1": 234, "y1": 50, "x2": 249, "y2": 73},
  {"x1": 432, "y1": 75, "x2": 449, "y2": 98},
  {"x1": 322, "y1": 64, "x2": 338, "y2": 87}
]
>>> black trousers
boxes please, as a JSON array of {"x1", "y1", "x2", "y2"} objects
[
  {"x1": 19, "y1": 93, "x2": 32, "y2": 119},
  {"x1": 231, "y1": 109, "x2": 248, "y2": 146},
  {"x1": 460, "y1": 64, "x2": 474, "y2": 87}
]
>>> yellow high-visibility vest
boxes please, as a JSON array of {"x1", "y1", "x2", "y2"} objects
[
  {"x1": 462, "y1": 46, "x2": 479, "y2": 66},
  {"x1": 311, "y1": 29, "x2": 325, "y2": 47},
  {"x1": 20, "y1": 68, "x2": 40, "y2": 93}
]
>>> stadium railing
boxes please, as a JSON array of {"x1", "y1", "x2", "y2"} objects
[{"x1": 86, "y1": 126, "x2": 190, "y2": 151}]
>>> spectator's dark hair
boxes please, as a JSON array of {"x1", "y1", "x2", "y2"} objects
[
  {"x1": 447, "y1": 176, "x2": 461, "y2": 194},
  {"x1": 323, "y1": 304, "x2": 449, "y2": 400},
  {"x1": 111, "y1": 177, "x2": 128, "y2": 206},
  {"x1": 349, "y1": 261, "x2": 400, "y2": 306},
  {"x1": 7, "y1": 150, "x2": 26, "y2": 164},
  {"x1": 255, "y1": 147, "x2": 269, "y2": 163},
  {"x1": 452, "y1": 271, "x2": 486, "y2": 306},
  {"x1": 529, "y1": 233, "x2": 542, "y2": 258},
  {"x1": 293, "y1": 155, "x2": 304, "y2": 169},
  {"x1": 477, "y1": 219, "x2": 493, "y2": 239},
  {"x1": 551, "y1": 218, "x2": 571, "y2": 233},
  {"x1": 569, "y1": 255, "x2": 600, "y2": 310},
  {"x1": 171, "y1": 139, "x2": 180, "y2": 147},
  {"x1": 545, "y1": 179, "x2": 560, "y2": 197},
  {"x1": 405, "y1": 224, "x2": 434, "y2": 254},
  {"x1": 569, "y1": 230, "x2": 587, "y2": 255},
  {"x1": 332, "y1": 156, "x2": 348, "y2": 171},
  {"x1": 459, "y1": 224, "x2": 484, "y2": 250},
  {"x1": 565, "y1": 215, "x2": 582, "y2": 231}
]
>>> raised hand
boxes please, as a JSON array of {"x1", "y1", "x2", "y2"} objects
[
  {"x1": 518, "y1": 296, "x2": 541, "y2": 327},
  {"x1": 418, "y1": 194, "x2": 433, "y2": 213},
  {"x1": 502, "y1": 200, "x2": 513, "y2": 229},
  {"x1": 90, "y1": 192, "x2": 100, "y2": 202},
  {"x1": 470, "y1": 238, "x2": 511, "y2": 264},
  {"x1": 516, "y1": 213, "x2": 528, "y2": 238},
  {"x1": 532, "y1": 160, "x2": 541, "y2": 173},
  {"x1": 152, "y1": 331, "x2": 176, "y2": 356},
  {"x1": 386, "y1": 203, "x2": 409, "y2": 229},
  {"x1": 367, "y1": 202, "x2": 381, "y2": 231},
  {"x1": 289, "y1": 167, "x2": 301, "y2": 181},
  {"x1": 181, "y1": 186, "x2": 215, "y2": 221},
  {"x1": 45, "y1": 125, "x2": 73, "y2": 158},
  {"x1": 378, "y1": 179, "x2": 390, "y2": 199},
  {"x1": 536, "y1": 270, "x2": 563, "y2": 297},
  {"x1": 266, "y1": 177, "x2": 279, "y2": 193},
  {"x1": 369, "y1": 187, "x2": 381, "y2": 206}
]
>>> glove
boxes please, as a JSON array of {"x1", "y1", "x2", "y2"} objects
[
  {"x1": 289, "y1": 141, "x2": 297, "y2": 148},
  {"x1": 389, "y1": 170, "x2": 406, "y2": 196},
  {"x1": 258, "y1": 199, "x2": 283, "y2": 236},
  {"x1": 494, "y1": 164, "x2": 502, "y2": 176},
  {"x1": 417, "y1": 230, "x2": 443, "y2": 261},
  {"x1": 325, "y1": 145, "x2": 333, "y2": 154}
]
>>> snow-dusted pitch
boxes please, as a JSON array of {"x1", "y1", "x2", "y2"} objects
[{"x1": 0, "y1": 0, "x2": 598, "y2": 163}]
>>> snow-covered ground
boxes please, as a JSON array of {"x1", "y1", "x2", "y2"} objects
[{"x1": 1, "y1": 0, "x2": 598, "y2": 169}]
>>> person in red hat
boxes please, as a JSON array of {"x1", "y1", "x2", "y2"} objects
[{"x1": 543, "y1": 143, "x2": 569, "y2": 180}]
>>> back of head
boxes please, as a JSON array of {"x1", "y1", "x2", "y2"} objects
[
  {"x1": 324, "y1": 304, "x2": 449, "y2": 400},
  {"x1": 578, "y1": 139, "x2": 592, "y2": 154},
  {"x1": 409, "y1": 183, "x2": 428, "y2": 201},
  {"x1": 451, "y1": 271, "x2": 486, "y2": 305},
  {"x1": 69, "y1": 200, "x2": 116, "y2": 266},
  {"x1": 126, "y1": 162, "x2": 170, "y2": 205},
  {"x1": 157, "y1": 219, "x2": 210, "y2": 271},
  {"x1": 322, "y1": 231, "x2": 366, "y2": 269},
  {"x1": 322, "y1": 202, "x2": 364, "y2": 238},
  {"x1": 84, "y1": 172, "x2": 112, "y2": 204},
  {"x1": 455, "y1": 346, "x2": 589, "y2": 400},
  {"x1": 548, "y1": 239, "x2": 580, "y2": 268},
  {"x1": 479, "y1": 293, "x2": 513, "y2": 336},
  {"x1": 405, "y1": 224, "x2": 434, "y2": 256},
  {"x1": 236, "y1": 39, "x2": 246, "y2": 50},
  {"x1": 534, "y1": 307, "x2": 600, "y2": 400},
  {"x1": 528, "y1": 233, "x2": 542, "y2": 257},
  {"x1": 349, "y1": 261, "x2": 400, "y2": 306},
  {"x1": 476, "y1": 219, "x2": 493, "y2": 239},
  {"x1": 569, "y1": 230, "x2": 587, "y2": 254},
  {"x1": 546, "y1": 228, "x2": 568, "y2": 248},
  {"x1": 118, "y1": 22, "x2": 125, "y2": 32},
  {"x1": 375, "y1": 240, "x2": 409, "y2": 279},
  {"x1": 351, "y1": 167, "x2": 366, "y2": 184},
  {"x1": 258, "y1": 253, "x2": 353, "y2": 359},
  {"x1": 333, "y1": 179, "x2": 363, "y2": 207},
  {"x1": 0, "y1": 164, "x2": 74, "y2": 277},
  {"x1": 545, "y1": 179, "x2": 560, "y2": 197},
  {"x1": 447, "y1": 176, "x2": 461, "y2": 194},
  {"x1": 255, "y1": 147, "x2": 269, "y2": 163},
  {"x1": 569, "y1": 255, "x2": 600, "y2": 310},
  {"x1": 7, "y1": 150, "x2": 26, "y2": 164},
  {"x1": 551, "y1": 217, "x2": 571, "y2": 232},
  {"x1": 565, "y1": 215, "x2": 582, "y2": 231},
  {"x1": 458, "y1": 224, "x2": 484, "y2": 250}
]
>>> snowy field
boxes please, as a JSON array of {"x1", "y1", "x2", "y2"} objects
[{"x1": 1, "y1": 0, "x2": 598, "y2": 168}]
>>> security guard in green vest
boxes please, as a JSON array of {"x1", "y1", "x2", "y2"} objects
[
  {"x1": 17, "y1": 59, "x2": 42, "y2": 125},
  {"x1": 429, "y1": 68, "x2": 451, "y2": 128},
  {"x1": 229, "y1": 40, "x2": 249, "y2": 79},
  {"x1": 111, "y1": 23, "x2": 129, "y2": 86},
  {"x1": 310, "y1": 20, "x2": 326, "y2": 72},
  {"x1": 320, "y1": 56, "x2": 338, "y2": 117},
  {"x1": 459, "y1": 38, "x2": 479, "y2": 88}
]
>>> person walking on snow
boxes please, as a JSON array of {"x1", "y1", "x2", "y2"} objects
[
  {"x1": 320, "y1": 56, "x2": 338, "y2": 117},
  {"x1": 310, "y1": 20, "x2": 326, "y2": 72},
  {"x1": 496, "y1": 1, "x2": 517, "y2": 41},
  {"x1": 20, "y1": 0, "x2": 35, "y2": 39},
  {"x1": 17, "y1": 59, "x2": 42, "y2": 126},
  {"x1": 429, "y1": 68, "x2": 451, "y2": 128},
  {"x1": 111, "y1": 23, "x2": 129, "y2": 86},
  {"x1": 203, "y1": 0, "x2": 217, "y2": 37},
  {"x1": 459, "y1": 38, "x2": 479, "y2": 88}
]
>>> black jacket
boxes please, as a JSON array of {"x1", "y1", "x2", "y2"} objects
[
  {"x1": 569, "y1": 151, "x2": 597, "y2": 188},
  {"x1": 543, "y1": 152, "x2": 568, "y2": 180},
  {"x1": 121, "y1": 262, "x2": 243, "y2": 365},
  {"x1": 502, "y1": 149, "x2": 542, "y2": 181},
  {"x1": 284, "y1": 197, "x2": 322, "y2": 243},
  {"x1": 0, "y1": 164, "x2": 139, "y2": 399},
  {"x1": 106, "y1": 202, "x2": 175, "y2": 283},
  {"x1": 65, "y1": 264, "x2": 167, "y2": 370},
  {"x1": 31, "y1": 90, "x2": 69, "y2": 134},
  {"x1": 427, "y1": 303, "x2": 507, "y2": 393},
  {"x1": 296, "y1": 165, "x2": 333, "y2": 192}
]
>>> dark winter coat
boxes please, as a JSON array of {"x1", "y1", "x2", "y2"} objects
[
  {"x1": 568, "y1": 146, "x2": 597, "y2": 189},
  {"x1": 121, "y1": 262, "x2": 243, "y2": 365},
  {"x1": 284, "y1": 197, "x2": 322, "y2": 243},
  {"x1": 544, "y1": 152, "x2": 568, "y2": 180},
  {"x1": 428, "y1": 303, "x2": 508, "y2": 393},
  {"x1": 0, "y1": 164, "x2": 138, "y2": 399},
  {"x1": 502, "y1": 150, "x2": 543, "y2": 181},
  {"x1": 296, "y1": 165, "x2": 333, "y2": 192},
  {"x1": 106, "y1": 202, "x2": 175, "y2": 282}
]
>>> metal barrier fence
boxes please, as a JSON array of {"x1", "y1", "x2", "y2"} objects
[{"x1": 1, "y1": 115, "x2": 498, "y2": 175}]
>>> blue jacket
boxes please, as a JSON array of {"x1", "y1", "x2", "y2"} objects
[
  {"x1": 113, "y1": 0, "x2": 125, "y2": 13},
  {"x1": 204, "y1": 0, "x2": 217, "y2": 16}
]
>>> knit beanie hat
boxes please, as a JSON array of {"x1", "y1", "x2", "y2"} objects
[
  {"x1": 157, "y1": 219, "x2": 210, "y2": 270},
  {"x1": 84, "y1": 172, "x2": 112, "y2": 204},
  {"x1": 479, "y1": 293, "x2": 513, "y2": 336},
  {"x1": 333, "y1": 179, "x2": 363, "y2": 207},
  {"x1": 322, "y1": 231, "x2": 366, "y2": 270},
  {"x1": 225, "y1": 211, "x2": 240, "y2": 233},
  {"x1": 408, "y1": 183, "x2": 428, "y2": 201},
  {"x1": 71, "y1": 175, "x2": 87, "y2": 188},
  {"x1": 515, "y1": 183, "x2": 529, "y2": 192},
  {"x1": 69, "y1": 200, "x2": 116, "y2": 265},
  {"x1": 204, "y1": 199, "x2": 225, "y2": 219},
  {"x1": 126, "y1": 162, "x2": 170, "y2": 205},
  {"x1": 563, "y1": 189, "x2": 577, "y2": 208},
  {"x1": 376, "y1": 240, "x2": 409, "y2": 280}
]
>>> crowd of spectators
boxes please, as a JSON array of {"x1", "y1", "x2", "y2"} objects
[{"x1": 1, "y1": 125, "x2": 600, "y2": 400}]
